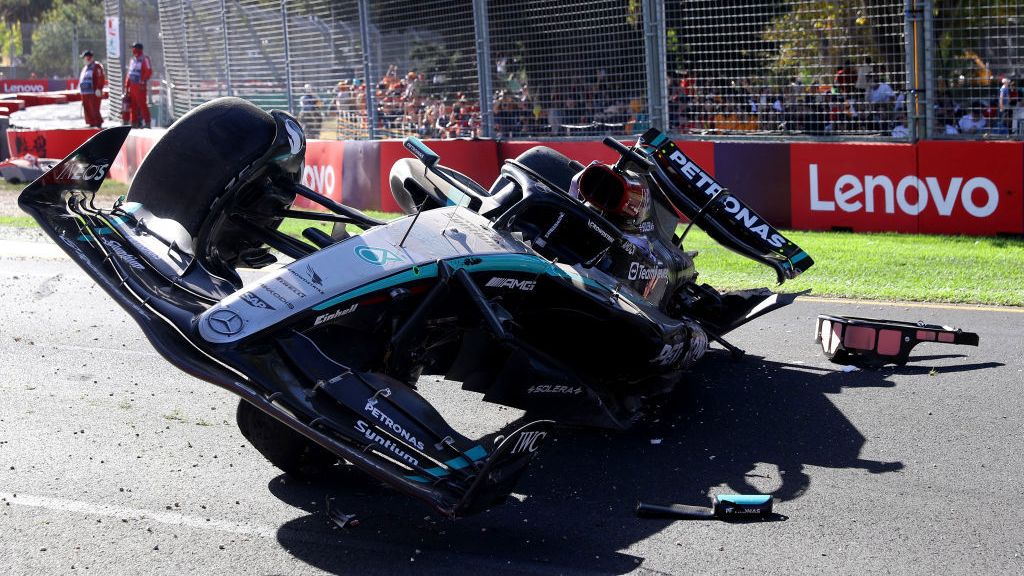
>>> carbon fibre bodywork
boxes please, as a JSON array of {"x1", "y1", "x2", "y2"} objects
[{"x1": 19, "y1": 99, "x2": 813, "y2": 516}]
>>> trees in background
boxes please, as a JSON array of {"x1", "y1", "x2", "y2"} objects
[{"x1": 26, "y1": 0, "x2": 104, "y2": 77}]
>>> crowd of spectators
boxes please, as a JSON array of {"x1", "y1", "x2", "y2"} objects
[
  {"x1": 297, "y1": 64, "x2": 657, "y2": 141},
  {"x1": 668, "y1": 59, "x2": 1022, "y2": 139},
  {"x1": 295, "y1": 58, "x2": 1021, "y2": 141},
  {"x1": 321, "y1": 65, "x2": 488, "y2": 140}
]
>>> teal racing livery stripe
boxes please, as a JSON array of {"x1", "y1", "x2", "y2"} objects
[
  {"x1": 790, "y1": 250, "x2": 810, "y2": 264},
  {"x1": 312, "y1": 253, "x2": 609, "y2": 312},
  {"x1": 404, "y1": 444, "x2": 489, "y2": 483},
  {"x1": 445, "y1": 186, "x2": 471, "y2": 207},
  {"x1": 716, "y1": 494, "x2": 771, "y2": 506},
  {"x1": 312, "y1": 262, "x2": 441, "y2": 311},
  {"x1": 649, "y1": 132, "x2": 668, "y2": 147},
  {"x1": 77, "y1": 207, "x2": 138, "y2": 240},
  {"x1": 77, "y1": 227, "x2": 114, "y2": 240}
]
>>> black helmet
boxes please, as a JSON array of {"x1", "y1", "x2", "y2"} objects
[
  {"x1": 80, "y1": 50, "x2": 93, "y2": 58},
  {"x1": 131, "y1": 42, "x2": 143, "y2": 50}
]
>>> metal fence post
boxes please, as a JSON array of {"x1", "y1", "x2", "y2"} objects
[
  {"x1": 281, "y1": 0, "x2": 294, "y2": 114},
  {"x1": 180, "y1": 0, "x2": 191, "y2": 110},
  {"x1": 357, "y1": 0, "x2": 376, "y2": 139},
  {"x1": 904, "y1": 0, "x2": 925, "y2": 142},
  {"x1": 220, "y1": 0, "x2": 232, "y2": 96},
  {"x1": 641, "y1": 0, "x2": 668, "y2": 131},
  {"x1": 472, "y1": 0, "x2": 493, "y2": 138},
  {"x1": 116, "y1": 0, "x2": 126, "y2": 120},
  {"x1": 922, "y1": 0, "x2": 935, "y2": 140}
]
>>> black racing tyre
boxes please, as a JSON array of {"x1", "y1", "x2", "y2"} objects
[
  {"x1": 512, "y1": 146, "x2": 584, "y2": 194},
  {"x1": 126, "y1": 97, "x2": 277, "y2": 236},
  {"x1": 236, "y1": 399, "x2": 337, "y2": 479}
]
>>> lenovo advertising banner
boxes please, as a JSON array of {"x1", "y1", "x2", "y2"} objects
[
  {"x1": 299, "y1": 140, "x2": 345, "y2": 208},
  {"x1": 0, "y1": 79, "x2": 48, "y2": 94},
  {"x1": 791, "y1": 143, "x2": 918, "y2": 232},
  {"x1": 790, "y1": 142, "x2": 1023, "y2": 235},
  {"x1": 915, "y1": 141, "x2": 1022, "y2": 235}
]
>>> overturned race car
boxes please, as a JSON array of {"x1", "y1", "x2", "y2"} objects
[{"x1": 18, "y1": 97, "x2": 812, "y2": 517}]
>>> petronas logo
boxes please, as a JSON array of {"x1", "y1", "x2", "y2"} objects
[{"x1": 354, "y1": 245, "x2": 402, "y2": 266}]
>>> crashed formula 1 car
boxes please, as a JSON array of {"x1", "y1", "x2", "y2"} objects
[{"x1": 19, "y1": 97, "x2": 812, "y2": 517}]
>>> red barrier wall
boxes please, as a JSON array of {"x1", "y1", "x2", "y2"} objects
[
  {"x1": 791, "y1": 143, "x2": 919, "y2": 232},
  {"x1": 378, "y1": 139, "x2": 500, "y2": 213},
  {"x1": 791, "y1": 141, "x2": 1023, "y2": 235},
  {"x1": 0, "y1": 80, "x2": 48, "y2": 94},
  {"x1": 0, "y1": 101, "x2": 22, "y2": 114},
  {"x1": 19, "y1": 123, "x2": 1023, "y2": 236},
  {"x1": 298, "y1": 140, "x2": 345, "y2": 208},
  {"x1": 916, "y1": 141, "x2": 1022, "y2": 235},
  {"x1": 6, "y1": 128, "x2": 99, "y2": 159},
  {"x1": 108, "y1": 129, "x2": 163, "y2": 183}
]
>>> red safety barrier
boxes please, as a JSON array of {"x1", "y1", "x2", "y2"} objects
[
  {"x1": 0, "y1": 100, "x2": 25, "y2": 114},
  {"x1": 109, "y1": 129, "x2": 163, "y2": 183},
  {"x1": 0, "y1": 79, "x2": 48, "y2": 94},
  {"x1": 98, "y1": 128, "x2": 1022, "y2": 237},
  {"x1": 791, "y1": 143, "x2": 919, "y2": 233},
  {"x1": 916, "y1": 141, "x2": 1023, "y2": 235},
  {"x1": 18, "y1": 93, "x2": 69, "y2": 107},
  {"x1": 57, "y1": 90, "x2": 83, "y2": 103},
  {"x1": 298, "y1": 140, "x2": 346, "y2": 208},
  {"x1": 6, "y1": 128, "x2": 99, "y2": 159},
  {"x1": 378, "y1": 139, "x2": 499, "y2": 213},
  {"x1": 791, "y1": 142, "x2": 1023, "y2": 235}
]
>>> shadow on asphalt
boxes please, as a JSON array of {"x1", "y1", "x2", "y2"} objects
[{"x1": 267, "y1": 349, "x2": 999, "y2": 575}]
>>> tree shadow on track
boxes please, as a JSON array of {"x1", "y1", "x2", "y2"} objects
[{"x1": 268, "y1": 349, "x2": 999, "y2": 575}]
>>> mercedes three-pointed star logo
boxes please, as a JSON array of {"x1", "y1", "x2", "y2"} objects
[{"x1": 207, "y1": 309, "x2": 244, "y2": 335}]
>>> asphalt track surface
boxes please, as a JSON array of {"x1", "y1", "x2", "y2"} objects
[{"x1": 2, "y1": 233, "x2": 1023, "y2": 575}]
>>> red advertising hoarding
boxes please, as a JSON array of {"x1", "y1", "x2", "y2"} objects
[
  {"x1": 791, "y1": 142, "x2": 1022, "y2": 235},
  {"x1": 0, "y1": 79, "x2": 48, "y2": 94},
  {"x1": 498, "y1": 139, "x2": 715, "y2": 176},
  {"x1": 298, "y1": 140, "x2": 345, "y2": 208},
  {"x1": 915, "y1": 141, "x2": 1023, "y2": 235},
  {"x1": 791, "y1": 143, "x2": 918, "y2": 233},
  {"x1": 378, "y1": 139, "x2": 500, "y2": 213},
  {"x1": 6, "y1": 128, "x2": 99, "y2": 160}
]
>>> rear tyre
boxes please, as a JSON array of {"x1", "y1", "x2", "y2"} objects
[
  {"x1": 236, "y1": 399, "x2": 337, "y2": 479},
  {"x1": 513, "y1": 146, "x2": 583, "y2": 194},
  {"x1": 126, "y1": 97, "x2": 278, "y2": 237}
]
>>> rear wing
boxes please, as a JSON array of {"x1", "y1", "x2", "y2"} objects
[{"x1": 638, "y1": 129, "x2": 813, "y2": 284}]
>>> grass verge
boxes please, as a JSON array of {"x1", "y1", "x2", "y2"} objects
[{"x1": 682, "y1": 228, "x2": 1024, "y2": 306}]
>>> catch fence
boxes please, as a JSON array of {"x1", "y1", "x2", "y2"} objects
[{"x1": 109, "y1": 0, "x2": 1023, "y2": 141}]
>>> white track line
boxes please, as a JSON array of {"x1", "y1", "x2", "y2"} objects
[
  {"x1": 0, "y1": 492, "x2": 276, "y2": 538},
  {"x1": 800, "y1": 295, "x2": 1024, "y2": 314}
]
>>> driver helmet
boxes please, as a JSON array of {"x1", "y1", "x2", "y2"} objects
[{"x1": 569, "y1": 161, "x2": 652, "y2": 231}]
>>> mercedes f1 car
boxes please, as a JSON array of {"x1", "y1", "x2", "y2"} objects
[{"x1": 19, "y1": 97, "x2": 812, "y2": 517}]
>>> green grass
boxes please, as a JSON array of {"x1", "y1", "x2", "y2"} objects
[
  {"x1": 0, "y1": 178, "x2": 129, "y2": 197},
  {"x1": 682, "y1": 228, "x2": 1024, "y2": 306},
  {"x1": 278, "y1": 210, "x2": 401, "y2": 238},
  {"x1": 3, "y1": 189, "x2": 1021, "y2": 305},
  {"x1": 0, "y1": 215, "x2": 35, "y2": 227}
]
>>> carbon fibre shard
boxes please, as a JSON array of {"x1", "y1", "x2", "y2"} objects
[{"x1": 816, "y1": 314, "x2": 980, "y2": 368}]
